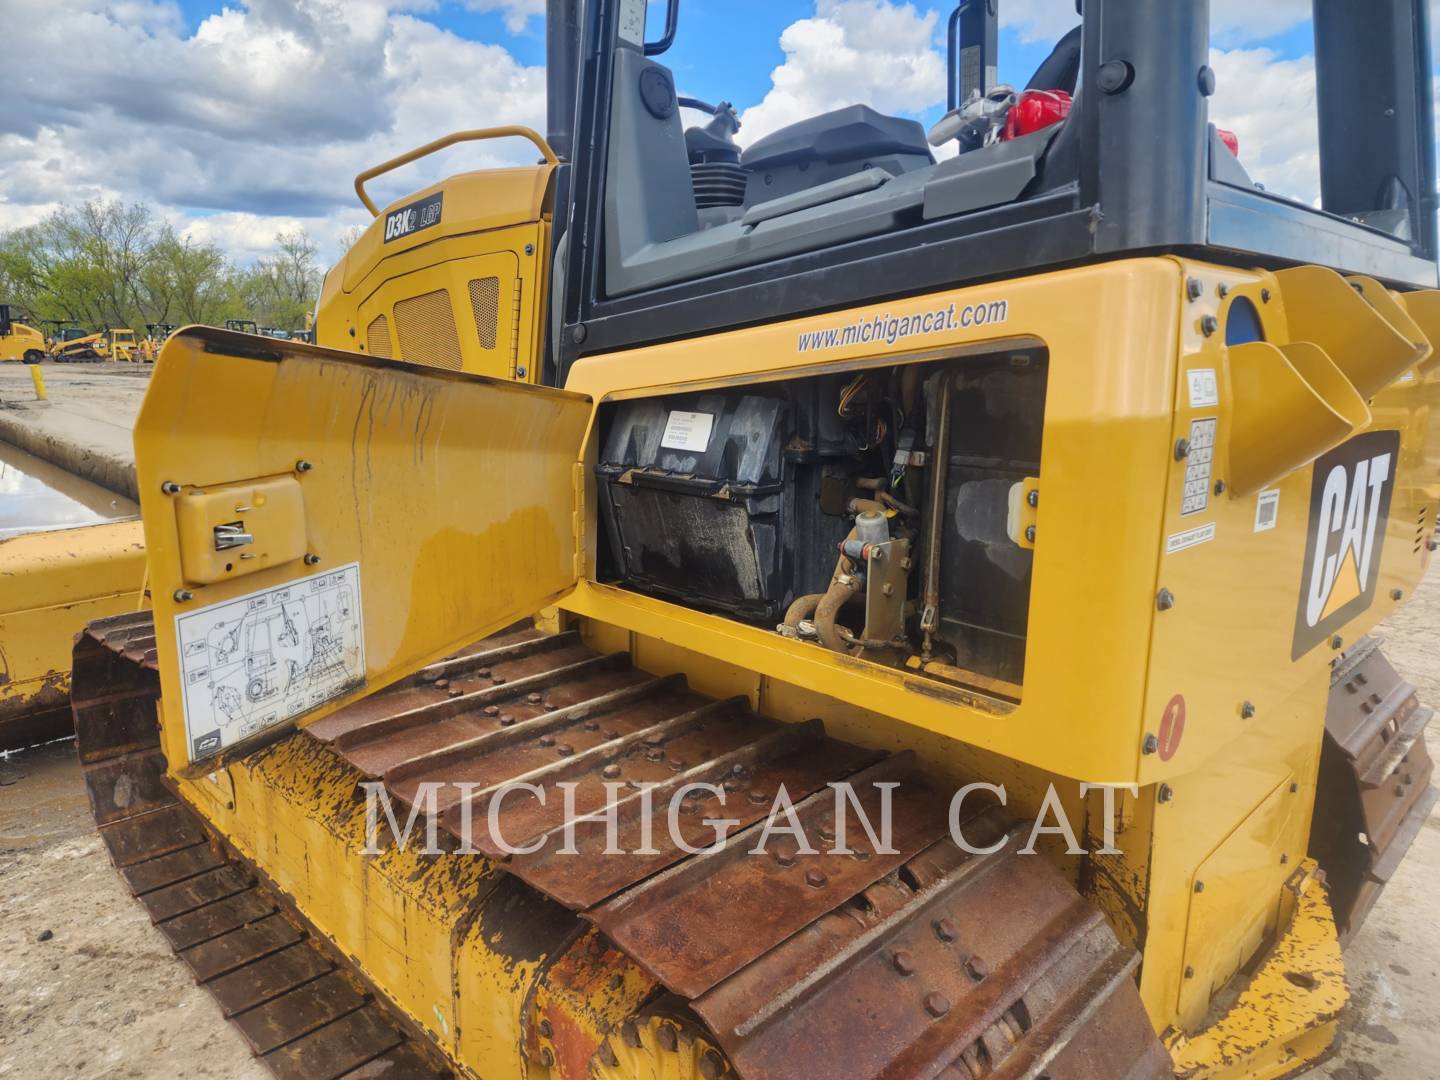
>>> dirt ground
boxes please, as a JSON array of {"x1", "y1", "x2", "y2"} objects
[{"x1": 0, "y1": 569, "x2": 1437, "y2": 1077}]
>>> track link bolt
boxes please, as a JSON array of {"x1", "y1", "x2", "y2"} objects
[
  {"x1": 892, "y1": 950, "x2": 917, "y2": 976},
  {"x1": 173, "y1": 589, "x2": 193, "y2": 603},
  {"x1": 161, "y1": 481, "x2": 181, "y2": 495},
  {"x1": 965, "y1": 955, "x2": 989, "y2": 981},
  {"x1": 924, "y1": 992, "x2": 952, "y2": 1018},
  {"x1": 1240, "y1": 701, "x2": 1256, "y2": 719},
  {"x1": 435, "y1": 679, "x2": 449, "y2": 689},
  {"x1": 934, "y1": 917, "x2": 959, "y2": 943},
  {"x1": 448, "y1": 687, "x2": 463, "y2": 698},
  {"x1": 775, "y1": 848, "x2": 798, "y2": 868},
  {"x1": 749, "y1": 789, "x2": 770, "y2": 805},
  {"x1": 603, "y1": 763, "x2": 622, "y2": 779},
  {"x1": 656, "y1": 1023, "x2": 678, "y2": 1052},
  {"x1": 527, "y1": 692, "x2": 543, "y2": 704},
  {"x1": 805, "y1": 869, "x2": 828, "y2": 888},
  {"x1": 539, "y1": 735, "x2": 555, "y2": 748},
  {"x1": 484, "y1": 705, "x2": 500, "y2": 717}
]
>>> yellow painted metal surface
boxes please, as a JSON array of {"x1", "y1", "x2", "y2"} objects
[
  {"x1": 135, "y1": 328, "x2": 590, "y2": 774},
  {"x1": 123, "y1": 254, "x2": 1438, "y2": 1078},
  {"x1": 0, "y1": 519, "x2": 146, "y2": 734},
  {"x1": 173, "y1": 474, "x2": 306, "y2": 585},
  {"x1": 317, "y1": 163, "x2": 554, "y2": 382},
  {"x1": 1168, "y1": 863, "x2": 1347, "y2": 1080}
]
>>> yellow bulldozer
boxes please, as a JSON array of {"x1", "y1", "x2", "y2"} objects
[{"x1": 41, "y1": 1, "x2": 1440, "y2": 1078}]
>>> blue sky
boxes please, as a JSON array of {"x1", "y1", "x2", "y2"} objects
[{"x1": 0, "y1": 1, "x2": 1432, "y2": 262}]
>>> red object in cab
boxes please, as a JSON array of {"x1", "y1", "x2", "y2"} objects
[
  {"x1": 1217, "y1": 128, "x2": 1240, "y2": 157},
  {"x1": 1002, "y1": 89, "x2": 1073, "y2": 140}
]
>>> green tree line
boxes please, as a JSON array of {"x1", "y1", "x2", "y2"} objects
[{"x1": 0, "y1": 199, "x2": 324, "y2": 334}]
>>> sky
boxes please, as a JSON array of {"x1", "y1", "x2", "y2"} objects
[{"x1": 1, "y1": 1, "x2": 1435, "y2": 266}]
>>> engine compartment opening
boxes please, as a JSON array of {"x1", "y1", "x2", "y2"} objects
[{"x1": 594, "y1": 349, "x2": 1048, "y2": 698}]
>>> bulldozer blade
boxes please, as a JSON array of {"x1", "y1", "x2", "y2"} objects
[
  {"x1": 1310, "y1": 637, "x2": 1437, "y2": 941},
  {"x1": 73, "y1": 611, "x2": 1172, "y2": 1079}
]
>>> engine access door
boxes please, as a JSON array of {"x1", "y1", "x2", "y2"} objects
[{"x1": 135, "y1": 326, "x2": 589, "y2": 772}]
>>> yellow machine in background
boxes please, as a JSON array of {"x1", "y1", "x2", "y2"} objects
[
  {"x1": 0, "y1": 305, "x2": 47, "y2": 364},
  {"x1": 61, "y1": 2, "x2": 1440, "y2": 1079},
  {"x1": 52, "y1": 327, "x2": 137, "y2": 362}
]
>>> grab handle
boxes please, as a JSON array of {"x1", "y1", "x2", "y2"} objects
[{"x1": 354, "y1": 126, "x2": 558, "y2": 216}]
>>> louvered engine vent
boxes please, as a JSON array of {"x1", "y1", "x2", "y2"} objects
[{"x1": 691, "y1": 162, "x2": 747, "y2": 209}]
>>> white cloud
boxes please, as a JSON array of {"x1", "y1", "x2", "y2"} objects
[
  {"x1": 463, "y1": 0, "x2": 545, "y2": 35},
  {"x1": 1208, "y1": 46, "x2": 1320, "y2": 204},
  {"x1": 0, "y1": 0, "x2": 544, "y2": 263},
  {"x1": 739, "y1": 0, "x2": 946, "y2": 143}
]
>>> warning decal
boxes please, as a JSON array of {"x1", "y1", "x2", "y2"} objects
[
  {"x1": 1180, "y1": 418, "x2": 1217, "y2": 516},
  {"x1": 176, "y1": 562, "x2": 366, "y2": 763},
  {"x1": 1158, "y1": 694, "x2": 1186, "y2": 762}
]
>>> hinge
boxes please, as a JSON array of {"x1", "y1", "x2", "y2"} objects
[
  {"x1": 509, "y1": 278, "x2": 523, "y2": 376},
  {"x1": 572, "y1": 461, "x2": 586, "y2": 578}
]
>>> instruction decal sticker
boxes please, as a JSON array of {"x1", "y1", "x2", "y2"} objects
[
  {"x1": 1291, "y1": 431, "x2": 1399, "y2": 659},
  {"x1": 176, "y1": 563, "x2": 366, "y2": 763}
]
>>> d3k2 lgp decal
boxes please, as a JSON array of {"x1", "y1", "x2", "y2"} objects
[{"x1": 1291, "y1": 430, "x2": 1400, "y2": 659}]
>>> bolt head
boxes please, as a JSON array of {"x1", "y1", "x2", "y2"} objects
[
  {"x1": 1024, "y1": 524, "x2": 1037, "y2": 543},
  {"x1": 1391, "y1": 588, "x2": 1404, "y2": 601},
  {"x1": 805, "y1": 869, "x2": 827, "y2": 888},
  {"x1": 934, "y1": 917, "x2": 959, "y2": 943},
  {"x1": 173, "y1": 589, "x2": 193, "y2": 603},
  {"x1": 524, "y1": 243, "x2": 535, "y2": 255},
  {"x1": 1331, "y1": 634, "x2": 1344, "y2": 650},
  {"x1": 965, "y1": 955, "x2": 989, "y2": 981},
  {"x1": 1261, "y1": 288, "x2": 1272, "y2": 303},
  {"x1": 1184, "y1": 965, "x2": 1196, "y2": 979},
  {"x1": 924, "y1": 992, "x2": 952, "y2": 1018},
  {"x1": 1142, "y1": 733, "x2": 1160, "y2": 755},
  {"x1": 1158, "y1": 783, "x2": 1174, "y2": 804},
  {"x1": 1217, "y1": 283, "x2": 1230, "y2": 298},
  {"x1": 656, "y1": 1023, "x2": 678, "y2": 1052},
  {"x1": 1213, "y1": 479, "x2": 1226, "y2": 495},
  {"x1": 892, "y1": 950, "x2": 917, "y2": 976},
  {"x1": 303, "y1": 553, "x2": 321, "y2": 566},
  {"x1": 774, "y1": 848, "x2": 798, "y2": 868},
  {"x1": 1240, "y1": 701, "x2": 1256, "y2": 719},
  {"x1": 295, "y1": 459, "x2": 313, "y2": 472},
  {"x1": 1186, "y1": 277, "x2": 1203, "y2": 301},
  {"x1": 602, "y1": 763, "x2": 621, "y2": 779},
  {"x1": 1194, "y1": 880, "x2": 1206, "y2": 893},
  {"x1": 161, "y1": 481, "x2": 181, "y2": 495},
  {"x1": 1201, "y1": 315, "x2": 1219, "y2": 337},
  {"x1": 1026, "y1": 488, "x2": 1039, "y2": 507},
  {"x1": 1156, "y1": 588, "x2": 1175, "y2": 611},
  {"x1": 1174, "y1": 437, "x2": 1191, "y2": 461}
]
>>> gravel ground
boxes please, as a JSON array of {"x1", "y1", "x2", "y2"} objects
[{"x1": 0, "y1": 566, "x2": 1436, "y2": 1078}]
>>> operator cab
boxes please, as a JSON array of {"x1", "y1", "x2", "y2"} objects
[{"x1": 553, "y1": 0, "x2": 1436, "y2": 368}]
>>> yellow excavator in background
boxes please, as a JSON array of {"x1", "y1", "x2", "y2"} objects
[
  {"x1": 0, "y1": 304, "x2": 48, "y2": 364},
  {"x1": 52, "y1": 2, "x2": 1440, "y2": 1078}
]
